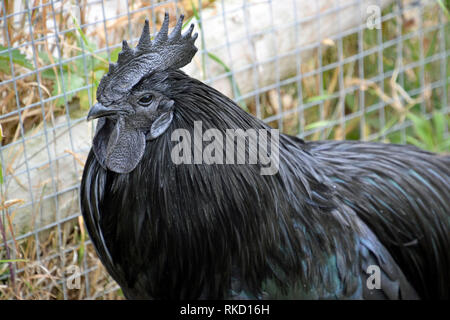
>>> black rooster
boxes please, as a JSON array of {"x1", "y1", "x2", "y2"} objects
[{"x1": 80, "y1": 14, "x2": 450, "y2": 299}]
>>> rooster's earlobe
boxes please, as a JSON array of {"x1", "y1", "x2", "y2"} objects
[
  {"x1": 147, "y1": 99, "x2": 174, "y2": 140},
  {"x1": 148, "y1": 110, "x2": 173, "y2": 140}
]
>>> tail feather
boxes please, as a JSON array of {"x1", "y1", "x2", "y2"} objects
[{"x1": 306, "y1": 140, "x2": 450, "y2": 299}]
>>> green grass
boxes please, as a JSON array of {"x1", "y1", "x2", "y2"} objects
[
  {"x1": 406, "y1": 112, "x2": 450, "y2": 152},
  {"x1": 0, "y1": 125, "x2": 3, "y2": 184},
  {"x1": 0, "y1": 259, "x2": 29, "y2": 263},
  {"x1": 293, "y1": 2, "x2": 449, "y2": 150}
]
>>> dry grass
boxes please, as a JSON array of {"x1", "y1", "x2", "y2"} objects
[
  {"x1": 0, "y1": 0, "x2": 216, "y2": 145},
  {"x1": 0, "y1": 149, "x2": 121, "y2": 299},
  {"x1": 0, "y1": 202, "x2": 123, "y2": 300}
]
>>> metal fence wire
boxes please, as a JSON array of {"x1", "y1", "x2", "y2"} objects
[{"x1": 0, "y1": 0, "x2": 448, "y2": 299}]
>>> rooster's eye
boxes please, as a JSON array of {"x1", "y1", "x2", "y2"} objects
[{"x1": 138, "y1": 94, "x2": 153, "y2": 106}]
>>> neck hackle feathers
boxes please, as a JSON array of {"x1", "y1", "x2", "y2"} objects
[{"x1": 97, "y1": 13, "x2": 198, "y2": 104}]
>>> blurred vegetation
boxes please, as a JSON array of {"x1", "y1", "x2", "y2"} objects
[
  {"x1": 0, "y1": 0, "x2": 448, "y2": 300},
  {"x1": 0, "y1": 0, "x2": 448, "y2": 148},
  {"x1": 270, "y1": 1, "x2": 449, "y2": 149}
]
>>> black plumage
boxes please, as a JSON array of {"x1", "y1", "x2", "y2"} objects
[{"x1": 80, "y1": 14, "x2": 450, "y2": 299}]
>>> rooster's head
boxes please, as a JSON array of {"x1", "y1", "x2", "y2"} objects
[{"x1": 87, "y1": 13, "x2": 198, "y2": 173}]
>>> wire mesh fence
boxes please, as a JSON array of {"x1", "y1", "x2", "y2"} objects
[{"x1": 0, "y1": 0, "x2": 448, "y2": 299}]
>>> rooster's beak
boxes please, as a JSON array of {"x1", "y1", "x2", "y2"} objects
[{"x1": 87, "y1": 103, "x2": 117, "y2": 121}]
